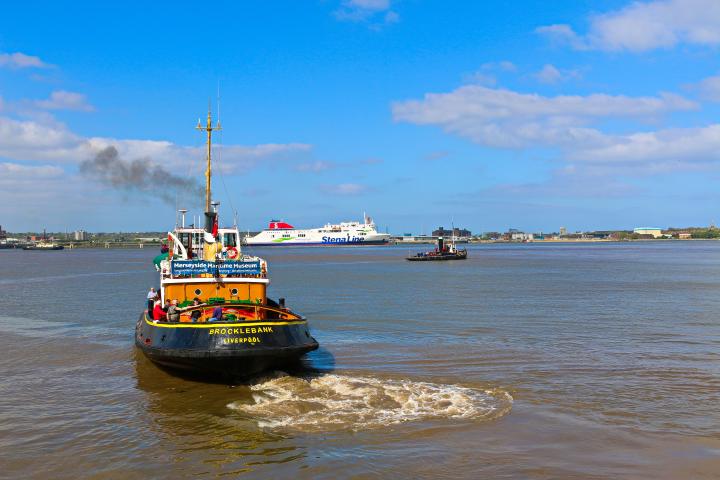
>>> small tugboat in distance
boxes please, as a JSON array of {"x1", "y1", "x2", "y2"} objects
[
  {"x1": 22, "y1": 230, "x2": 64, "y2": 250},
  {"x1": 406, "y1": 236, "x2": 467, "y2": 261},
  {"x1": 22, "y1": 242, "x2": 64, "y2": 251},
  {"x1": 135, "y1": 107, "x2": 318, "y2": 379}
]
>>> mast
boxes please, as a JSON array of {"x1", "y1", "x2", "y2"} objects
[{"x1": 197, "y1": 103, "x2": 221, "y2": 230}]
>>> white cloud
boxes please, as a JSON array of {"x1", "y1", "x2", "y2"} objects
[
  {"x1": 294, "y1": 157, "x2": 382, "y2": 172},
  {"x1": 320, "y1": 183, "x2": 369, "y2": 195},
  {"x1": 694, "y1": 74, "x2": 720, "y2": 102},
  {"x1": 573, "y1": 124, "x2": 720, "y2": 166},
  {"x1": 294, "y1": 160, "x2": 336, "y2": 172},
  {"x1": 498, "y1": 61, "x2": 517, "y2": 72},
  {"x1": 532, "y1": 64, "x2": 580, "y2": 84},
  {"x1": 464, "y1": 72, "x2": 497, "y2": 86},
  {"x1": 349, "y1": 0, "x2": 389, "y2": 8},
  {"x1": 483, "y1": 167, "x2": 640, "y2": 198},
  {"x1": 0, "y1": 115, "x2": 311, "y2": 174},
  {"x1": 35, "y1": 91, "x2": 94, "y2": 112},
  {"x1": 535, "y1": 24, "x2": 584, "y2": 49},
  {"x1": 537, "y1": 0, "x2": 720, "y2": 52},
  {"x1": 481, "y1": 61, "x2": 517, "y2": 72},
  {"x1": 0, "y1": 52, "x2": 51, "y2": 69},
  {"x1": 0, "y1": 161, "x2": 112, "y2": 231},
  {"x1": 466, "y1": 61, "x2": 518, "y2": 85},
  {"x1": 0, "y1": 162, "x2": 64, "y2": 180},
  {"x1": 392, "y1": 85, "x2": 696, "y2": 148},
  {"x1": 384, "y1": 10, "x2": 400, "y2": 24},
  {"x1": 534, "y1": 64, "x2": 562, "y2": 84},
  {"x1": 334, "y1": 0, "x2": 398, "y2": 24},
  {"x1": 0, "y1": 116, "x2": 84, "y2": 161},
  {"x1": 392, "y1": 83, "x2": 720, "y2": 179},
  {"x1": 0, "y1": 90, "x2": 94, "y2": 116}
]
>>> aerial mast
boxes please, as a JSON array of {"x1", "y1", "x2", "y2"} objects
[{"x1": 196, "y1": 103, "x2": 221, "y2": 230}]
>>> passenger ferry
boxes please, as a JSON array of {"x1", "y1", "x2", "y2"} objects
[
  {"x1": 244, "y1": 216, "x2": 391, "y2": 246},
  {"x1": 135, "y1": 108, "x2": 318, "y2": 378}
]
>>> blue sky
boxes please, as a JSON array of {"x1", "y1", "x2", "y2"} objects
[{"x1": 2, "y1": 0, "x2": 720, "y2": 233}]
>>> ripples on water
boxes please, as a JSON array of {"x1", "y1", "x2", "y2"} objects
[{"x1": 1, "y1": 244, "x2": 720, "y2": 478}]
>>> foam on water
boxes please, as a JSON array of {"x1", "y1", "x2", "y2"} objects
[{"x1": 227, "y1": 373, "x2": 513, "y2": 431}]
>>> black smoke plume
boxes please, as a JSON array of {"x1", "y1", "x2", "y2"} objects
[{"x1": 80, "y1": 146, "x2": 203, "y2": 205}]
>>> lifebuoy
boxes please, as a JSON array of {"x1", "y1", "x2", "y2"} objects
[{"x1": 227, "y1": 246, "x2": 239, "y2": 259}]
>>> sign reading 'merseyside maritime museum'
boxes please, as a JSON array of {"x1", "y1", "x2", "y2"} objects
[{"x1": 171, "y1": 260, "x2": 261, "y2": 276}]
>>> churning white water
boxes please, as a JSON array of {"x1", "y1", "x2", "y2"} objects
[{"x1": 227, "y1": 373, "x2": 513, "y2": 431}]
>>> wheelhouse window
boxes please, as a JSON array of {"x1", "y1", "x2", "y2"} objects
[
  {"x1": 178, "y1": 232, "x2": 192, "y2": 256},
  {"x1": 222, "y1": 232, "x2": 237, "y2": 247}
]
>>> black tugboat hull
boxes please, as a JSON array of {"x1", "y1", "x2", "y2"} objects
[
  {"x1": 135, "y1": 313, "x2": 318, "y2": 378},
  {"x1": 406, "y1": 252, "x2": 468, "y2": 261}
]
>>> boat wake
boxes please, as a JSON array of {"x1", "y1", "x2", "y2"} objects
[{"x1": 227, "y1": 372, "x2": 512, "y2": 431}]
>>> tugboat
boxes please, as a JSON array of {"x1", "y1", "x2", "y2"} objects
[
  {"x1": 22, "y1": 230, "x2": 64, "y2": 250},
  {"x1": 135, "y1": 108, "x2": 318, "y2": 379},
  {"x1": 22, "y1": 241, "x2": 64, "y2": 250},
  {"x1": 406, "y1": 236, "x2": 467, "y2": 261}
]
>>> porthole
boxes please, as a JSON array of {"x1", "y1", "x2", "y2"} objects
[
  {"x1": 194, "y1": 288, "x2": 202, "y2": 296},
  {"x1": 230, "y1": 288, "x2": 239, "y2": 296}
]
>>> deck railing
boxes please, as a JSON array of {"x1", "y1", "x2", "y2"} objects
[{"x1": 168, "y1": 303, "x2": 303, "y2": 323}]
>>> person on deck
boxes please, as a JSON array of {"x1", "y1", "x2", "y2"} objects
[
  {"x1": 166, "y1": 299, "x2": 180, "y2": 322},
  {"x1": 209, "y1": 306, "x2": 223, "y2": 322},
  {"x1": 152, "y1": 300, "x2": 167, "y2": 321},
  {"x1": 189, "y1": 298, "x2": 204, "y2": 322},
  {"x1": 146, "y1": 287, "x2": 156, "y2": 313},
  {"x1": 177, "y1": 298, "x2": 205, "y2": 322}
]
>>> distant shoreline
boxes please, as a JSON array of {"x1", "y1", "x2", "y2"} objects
[{"x1": 2, "y1": 237, "x2": 718, "y2": 250}]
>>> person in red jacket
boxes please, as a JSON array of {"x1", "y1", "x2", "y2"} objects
[{"x1": 152, "y1": 300, "x2": 167, "y2": 322}]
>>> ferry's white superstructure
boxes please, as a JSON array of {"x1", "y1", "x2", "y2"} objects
[{"x1": 244, "y1": 215, "x2": 390, "y2": 246}]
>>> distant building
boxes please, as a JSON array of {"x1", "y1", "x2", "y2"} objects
[
  {"x1": 516, "y1": 233, "x2": 534, "y2": 241},
  {"x1": 559, "y1": 227, "x2": 567, "y2": 236},
  {"x1": 509, "y1": 231, "x2": 534, "y2": 241},
  {"x1": 74, "y1": 230, "x2": 88, "y2": 241},
  {"x1": 633, "y1": 227, "x2": 663, "y2": 238},
  {"x1": 678, "y1": 232, "x2": 692, "y2": 239},
  {"x1": 0, "y1": 225, "x2": 6, "y2": 240},
  {"x1": 394, "y1": 235, "x2": 437, "y2": 243},
  {"x1": 432, "y1": 226, "x2": 472, "y2": 238}
]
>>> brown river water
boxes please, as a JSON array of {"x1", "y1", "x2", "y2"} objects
[{"x1": 0, "y1": 242, "x2": 719, "y2": 479}]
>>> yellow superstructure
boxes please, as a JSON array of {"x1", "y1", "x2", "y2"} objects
[
  {"x1": 155, "y1": 107, "x2": 270, "y2": 322},
  {"x1": 163, "y1": 280, "x2": 266, "y2": 305}
]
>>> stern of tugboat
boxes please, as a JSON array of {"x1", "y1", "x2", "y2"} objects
[{"x1": 135, "y1": 304, "x2": 318, "y2": 378}]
